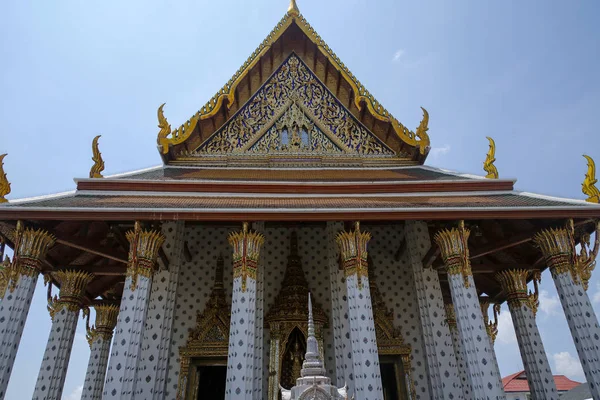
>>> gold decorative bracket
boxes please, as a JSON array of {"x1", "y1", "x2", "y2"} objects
[
  {"x1": 90, "y1": 135, "x2": 105, "y2": 178},
  {"x1": 480, "y1": 298, "x2": 499, "y2": 344},
  {"x1": 583, "y1": 155, "x2": 600, "y2": 203},
  {"x1": 483, "y1": 137, "x2": 499, "y2": 179},
  {"x1": 0, "y1": 154, "x2": 11, "y2": 203}
]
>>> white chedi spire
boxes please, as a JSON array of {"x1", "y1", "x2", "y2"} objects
[{"x1": 301, "y1": 293, "x2": 326, "y2": 377}]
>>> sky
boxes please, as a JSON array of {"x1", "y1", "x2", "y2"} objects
[{"x1": 1, "y1": 0, "x2": 600, "y2": 398}]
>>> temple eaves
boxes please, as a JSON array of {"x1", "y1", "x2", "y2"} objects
[{"x1": 157, "y1": 2, "x2": 431, "y2": 161}]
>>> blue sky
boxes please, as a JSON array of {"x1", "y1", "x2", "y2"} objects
[{"x1": 2, "y1": 0, "x2": 600, "y2": 398}]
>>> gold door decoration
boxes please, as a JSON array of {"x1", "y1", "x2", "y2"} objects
[
  {"x1": 369, "y1": 257, "x2": 416, "y2": 400},
  {"x1": 265, "y1": 231, "x2": 328, "y2": 400},
  {"x1": 177, "y1": 256, "x2": 230, "y2": 400}
]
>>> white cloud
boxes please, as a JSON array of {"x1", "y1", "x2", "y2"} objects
[
  {"x1": 496, "y1": 310, "x2": 517, "y2": 344},
  {"x1": 428, "y1": 144, "x2": 451, "y2": 160},
  {"x1": 392, "y1": 49, "x2": 405, "y2": 62},
  {"x1": 63, "y1": 385, "x2": 83, "y2": 400},
  {"x1": 539, "y1": 290, "x2": 561, "y2": 316},
  {"x1": 553, "y1": 352, "x2": 585, "y2": 381}
]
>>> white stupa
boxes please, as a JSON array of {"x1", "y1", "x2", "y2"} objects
[{"x1": 280, "y1": 293, "x2": 348, "y2": 400}]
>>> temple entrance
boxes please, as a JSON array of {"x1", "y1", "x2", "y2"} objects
[
  {"x1": 187, "y1": 358, "x2": 227, "y2": 400},
  {"x1": 380, "y1": 356, "x2": 409, "y2": 400},
  {"x1": 280, "y1": 328, "x2": 307, "y2": 390}
]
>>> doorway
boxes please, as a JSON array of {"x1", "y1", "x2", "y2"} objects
[
  {"x1": 380, "y1": 355, "x2": 409, "y2": 400},
  {"x1": 187, "y1": 358, "x2": 227, "y2": 400}
]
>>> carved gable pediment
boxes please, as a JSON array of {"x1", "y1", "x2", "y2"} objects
[{"x1": 192, "y1": 54, "x2": 394, "y2": 157}]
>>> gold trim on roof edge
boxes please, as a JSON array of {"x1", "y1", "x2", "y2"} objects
[{"x1": 158, "y1": 9, "x2": 430, "y2": 155}]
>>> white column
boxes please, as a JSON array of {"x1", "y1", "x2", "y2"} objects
[
  {"x1": 445, "y1": 303, "x2": 471, "y2": 398},
  {"x1": 405, "y1": 221, "x2": 463, "y2": 400},
  {"x1": 135, "y1": 221, "x2": 185, "y2": 399},
  {"x1": 434, "y1": 225, "x2": 505, "y2": 400},
  {"x1": 81, "y1": 304, "x2": 119, "y2": 400},
  {"x1": 337, "y1": 222, "x2": 383, "y2": 400},
  {"x1": 33, "y1": 271, "x2": 94, "y2": 400},
  {"x1": 535, "y1": 224, "x2": 600, "y2": 399},
  {"x1": 252, "y1": 221, "x2": 265, "y2": 400},
  {"x1": 225, "y1": 223, "x2": 264, "y2": 400},
  {"x1": 327, "y1": 221, "x2": 353, "y2": 392},
  {"x1": 0, "y1": 223, "x2": 54, "y2": 400},
  {"x1": 103, "y1": 222, "x2": 165, "y2": 399},
  {"x1": 496, "y1": 269, "x2": 558, "y2": 400}
]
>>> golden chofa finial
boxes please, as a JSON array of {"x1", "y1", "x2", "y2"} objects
[
  {"x1": 89, "y1": 135, "x2": 105, "y2": 179},
  {"x1": 157, "y1": 103, "x2": 171, "y2": 154},
  {"x1": 0, "y1": 154, "x2": 11, "y2": 203},
  {"x1": 582, "y1": 155, "x2": 600, "y2": 203},
  {"x1": 288, "y1": 0, "x2": 300, "y2": 16},
  {"x1": 483, "y1": 136, "x2": 499, "y2": 179}
]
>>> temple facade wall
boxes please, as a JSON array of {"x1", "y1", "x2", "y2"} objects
[{"x1": 141, "y1": 223, "x2": 429, "y2": 399}]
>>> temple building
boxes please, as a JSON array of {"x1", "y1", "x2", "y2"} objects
[{"x1": 2, "y1": 1, "x2": 600, "y2": 400}]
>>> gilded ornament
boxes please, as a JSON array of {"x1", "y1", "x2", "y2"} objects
[
  {"x1": 157, "y1": 102, "x2": 199, "y2": 154},
  {"x1": 46, "y1": 270, "x2": 94, "y2": 321},
  {"x1": 483, "y1": 136, "x2": 499, "y2": 179},
  {"x1": 0, "y1": 221, "x2": 55, "y2": 298},
  {"x1": 444, "y1": 303, "x2": 457, "y2": 330},
  {"x1": 433, "y1": 221, "x2": 472, "y2": 288},
  {"x1": 534, "y1": 219, "x2": 600, "y2": 290},
  {"x1": 85, "y1": 304, "x2": 119, "y2": 348},
  {"x1": 165, "y1": 8, "x2": 430, "y2": 155},
  {"x1": 336, "y1": 221, "x2": 371, "y2": 290},
  {"x1": 479, "y1": 298, "x2": 499, "y2": 343},
  {"x1": 582, "y1": 155, "x2": 600, "y2": 203},
  {"x1": 495, "y1": 269, "x2": 541, "y2": 316},
  {"x1": 89, "y1": 135, "x2": 105, "y2": 178},
  {"x1": 228, "y1": 222, "x2": 264, "y2": 292},
  {"x1": 0, "y1": 154, "x2": 11, "y2": 203},
  {"x1": 287, "y1": 0, "x2": 300, "y2": 15},
  {"x1": 125, "y1": 221, "x2": 165, "y2": 291}
]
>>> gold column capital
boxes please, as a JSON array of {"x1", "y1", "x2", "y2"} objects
[
  {"x1": 495, "y1": 269, "x2": 541, "y2": 316},
  {"x1": 228, "y1": 222, "x2": 264, "y2": 292},
  {"x1": 336, "y1": 221, "x2": 371, "y2": 290},
  {"x1": 479, "y1": 297, "x2": 500, "y2": 344},
  {"x1": 0, "y1": 221, "x2": 55, "y2": 298},
  {"x1": 86, "y1": 304, "x2": 119, "y2": 348},
  {"x1": 47, "y1": 270, "x2": 94, "y2": 320},
  {"x1": 534, "y1": 220, "x2": 599, "y2": 290},
  {"x1": 444, "y1": 303, "x2": 457, "y2": 330},
  {"x1": 434, "y1": 221, "x2": 472, "y2": 288},
  {"x1": 126, "y1": 221, "x2": 165, "y2": 291}
]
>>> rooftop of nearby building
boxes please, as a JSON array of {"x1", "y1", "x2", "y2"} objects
[{"x1": 502, "y1": 370, "x2": 580, "y2": 393}]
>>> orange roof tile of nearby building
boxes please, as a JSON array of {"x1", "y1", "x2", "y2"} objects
[{"x1": 502, "y1": 370, "x2": 581, "y2": 393}]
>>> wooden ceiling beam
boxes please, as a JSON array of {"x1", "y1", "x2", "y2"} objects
[{"x1": 55, "y1": 236, "x2": 127, "y2": 264}]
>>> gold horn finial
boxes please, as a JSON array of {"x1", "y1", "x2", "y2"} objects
[
  {"x1": 415, "y1": 107, "x2": 430, "y2": 144},
  {"x1": 89, "y1": 135, "x2": 105, "y2": 179},
  {"x1": 483, "y1": 136, "x2": 499, "y2": 179},
  {"x1": 157, "y1": 103, "x2": 172, "y2": 154},
  {"x1": 288, "y1": 0, "x2": 300, "y2": 15},
  {"x1": 0, "y1": 154, "x2": 10, "y2": 203},
  {"x1": 582, "y1": 155, "x2": 600, "y2": 203}
]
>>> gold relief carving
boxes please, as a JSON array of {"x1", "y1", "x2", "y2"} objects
[
  {"x1": 126, "y1": 222, "x2": 165, "y2": 291},
  {"x1": 336, "y1": 221, "x2": 371, "y2": 290},
  {"x1": 228, "y1": 222, "x2": 264, "y2": 292},
  {"x1": 444, "y1": 303, "x2": 457, "y2": 330},
  {"x1": 194, "y1": 56, "x2": 394, "y2": 157},
  {"x1": 434, "y1": 221, "x2": 472, "y2": 288},
  {"x1": 0, "y1": 221, "x2": 55, "y2": 298},
  {"x1": 483, "y1": 137, "x2": 499, "y2": 179},
  {"x1": 479, "y1": 298, "x2": 499, "y2": 344},
  {"x1": 583, "y1": 155, "x2": 600, "y2": 203},
  {"x1": 495, "y1": 269, "x2": 541, "y2": 316},
  {"x1": 534, "y1": 219, "x2": 600, "y2": 290},
  {"x1": 46, "y1": 270, "x2": 94, "y2": 321},
  {"x1": 89, "y1": 135, "x2": 105, "y2": 178},
  {"x1": 85, "y1": 304, "x2": 119, "y2": 348},
  {"x1": 163, "y1": 8, "x2": 429, "y2": 155},
  {"x1": 0, "y1": 154, "x2": 10, "y2": 203},
  {"x1": 177, "y1": 257, "x2": 230, "y2": 400}
]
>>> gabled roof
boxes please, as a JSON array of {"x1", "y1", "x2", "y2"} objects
[
  {"x1": 502, "y1": 370, "x2": 581, "y2": 393},
  {"x1": 157, "y1": 1, "x2": 430, "y2": 164}
]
